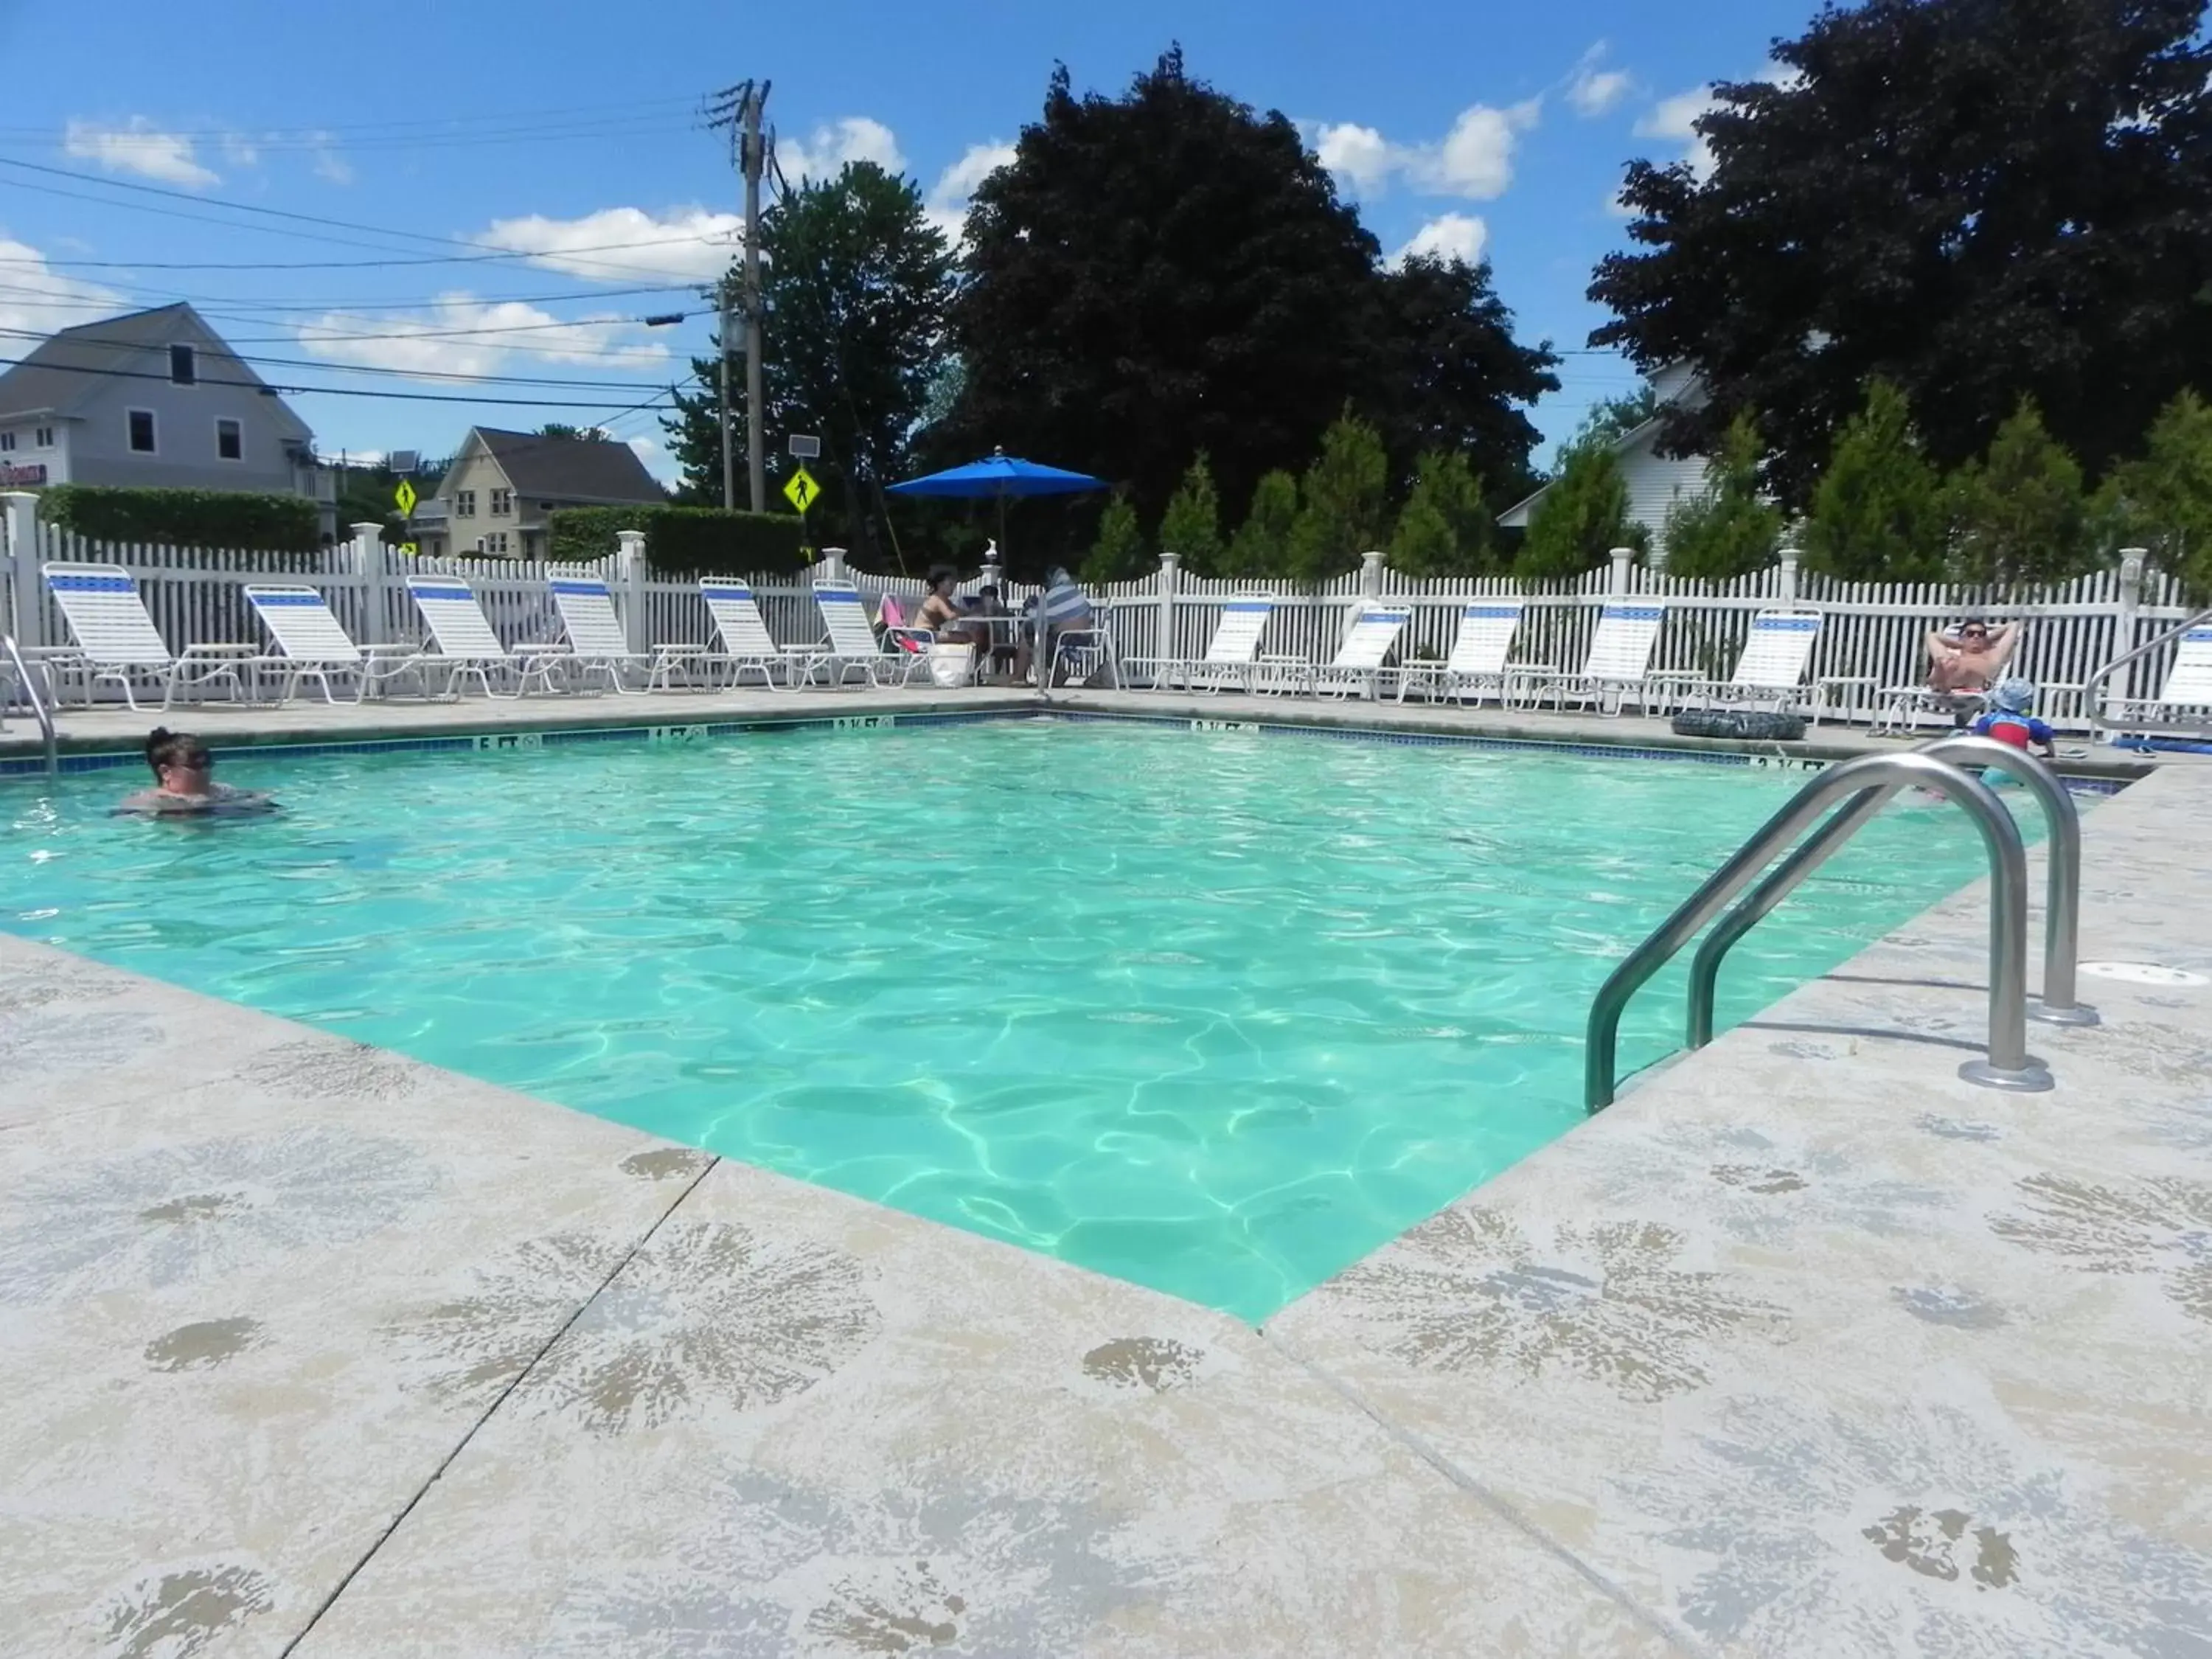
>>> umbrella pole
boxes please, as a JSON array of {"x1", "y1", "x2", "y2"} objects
[{"x1": 996, "y1": 491, "x2": 1008, "y2": 570}]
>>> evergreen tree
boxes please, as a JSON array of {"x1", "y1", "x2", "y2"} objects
[
  {"x1": 1158, "y1": 453, "x2": 1225, "y2": 575},
  {"x1": 1286, "y1": 411, "x2": 1388, "y2": 582},
  {"x1": 1225, "y1": 470, "x2": 1300, "y2": 577},
  {"x1": 1515, "y1": 434, "x2": 1638, "y2": 580},
  {"x1": 1802, "y1": 378, "x2": 1947, "y2": 580},
  {"x1": 1083, "y1": 493, "x2": 1150, "y2": 583},
  {"x1": 2100, "y1": 389, "x2": 2212, "y2": 599},
  {"x1": 1388, "y1": 449, "x2": 1493, "y2": 576},
  {"x1": 1946, "y1": 398, "x2": 2092, "y2": 585},
  {"x1": 1661, "y1": 411, "x2": 1783, "y2": 579}
]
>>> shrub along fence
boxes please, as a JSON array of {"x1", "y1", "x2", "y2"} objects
[{"x1": 0, "y1": 490, "x2": 2191, "y2": 729}]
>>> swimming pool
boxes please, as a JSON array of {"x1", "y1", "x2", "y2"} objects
[{"x1": 2, "y1": 719, "x2": 2007, "y2": 1321}]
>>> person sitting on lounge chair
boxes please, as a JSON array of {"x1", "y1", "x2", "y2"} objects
[
  {"x1": 1927, "y1": 617, "x2": 2020, "y2": 696},
  {"x1": 914, "y1": 566, "x2": 988, "y2": 661}
]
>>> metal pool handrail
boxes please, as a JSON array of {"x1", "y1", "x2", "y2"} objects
[
  {"x1": 1687, "y1": 736, "x2": 2094, "y2": 1046},
  {"x1": 2083, "y1": 602, "x2": 2212, "y2": 740},
  {"x1": 1585, "y1": 751, "x2": 2048, "y2": 1113},
  {"x1": 1, "y1": 633, "x2": 57, "y2": 776}
]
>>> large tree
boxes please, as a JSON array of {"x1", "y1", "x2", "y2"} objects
[
  {"x1": 667, "y1": 161, "x2": 954, "y2": 560},
  {"x1": 939, "y1": 49, "x2": 1557, "y2": 568},
  {"x1": 1590, "y1": 0, "x2": 2212, "y2": 505}
]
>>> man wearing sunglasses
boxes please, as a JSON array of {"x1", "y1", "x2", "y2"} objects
[
  {"x1": 1926, "y1": 616, "x2": 2022, "y2": 701},
  {"x1": 116, "y1": 728, "x2": 277, "y2": 816}
]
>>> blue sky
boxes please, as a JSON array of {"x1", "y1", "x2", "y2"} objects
[{"x1": 0, "y1": 0, "x2": 1812, "y2": 484}]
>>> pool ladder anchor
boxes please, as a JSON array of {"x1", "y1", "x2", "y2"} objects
[
  {"x1": 1585, "y1": 739, "x2": 2094, "y2": 1113},
  {"x1": 1, "y1": 633, "x2": 58, "y2": 776}
]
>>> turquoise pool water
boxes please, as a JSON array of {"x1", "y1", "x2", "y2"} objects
[{"x1": 2, "y1": 720, "x2": 2008, "y2": 1321}]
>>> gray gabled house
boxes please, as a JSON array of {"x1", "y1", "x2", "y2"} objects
[
  {"x1": 0, "y1": 302, "x2": 335, "y2": 536},
  {"x1": 420, "y1": 426, "x2": 667, "y2": 558}
]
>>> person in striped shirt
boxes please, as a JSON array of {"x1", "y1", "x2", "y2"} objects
[{"x1": 1015, "y1": 566, "x2": 1098, "y2": 684}]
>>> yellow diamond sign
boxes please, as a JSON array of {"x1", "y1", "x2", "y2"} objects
[
  {"x1": 782, "y1": 465, "x2": 820, "y2": 515},
  {"x1": 394, "y1": 479, "x2": 418, "y2": 515}
]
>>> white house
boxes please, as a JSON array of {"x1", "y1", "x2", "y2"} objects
[
  {"x1": 1500, "y1": 364, "x2": 1713, "y2": 566},
  {"x1": 0, "y1": 302, "x2": 336, "y2": 537}
]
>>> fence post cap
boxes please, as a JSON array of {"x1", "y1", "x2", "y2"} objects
[
  {"x1": 1778, "y1": 546, "x2": 1802, "y2": 562},
  {"x1": 1159, "y1": 549, "x2": 1181, "y2": 568},
  {"x1": 349, "y1": 521, "x2": 384, "y2": 538}
]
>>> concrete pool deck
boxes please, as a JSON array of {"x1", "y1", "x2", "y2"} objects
[
  {"x1": 0, "y1": 678, "x2": 2179, "y2": 783},
  {"x1": 2, "y1": 699, "x2": 2208, "y2": 1655}
]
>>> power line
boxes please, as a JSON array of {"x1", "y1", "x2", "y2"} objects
[
  {"x1": 13, "y1": 96, "x2": 709, "y2": 142},
  {"x1": 0, "y1": 277, "x2": 698, "y2": 312},
  {"x1": 0, "y1": 352, "x2": 692, "y2": 409},
  {"x1": 0, "y1": 156, "x2": 734, "y2": 282},
  {"x1": 0, "y1": 327, "x2": 676, "y2": 392}
]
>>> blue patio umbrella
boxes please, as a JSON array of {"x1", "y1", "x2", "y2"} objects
[{"x1": 886, "y1": 447, "x2": 1105, "y2": 560}]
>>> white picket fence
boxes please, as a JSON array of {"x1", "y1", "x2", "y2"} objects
[{"x1": 0, "y1": 496, "x2": 2192, "y2": 730}]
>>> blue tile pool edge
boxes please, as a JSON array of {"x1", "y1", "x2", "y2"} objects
[{"x1": 0, "y1": 703, "x2": 2129, "y2": 794}]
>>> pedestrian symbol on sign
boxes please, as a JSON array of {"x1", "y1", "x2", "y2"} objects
[
  {"x1": 782, "y1": 466, "x2": 820, "y2": 515},
  {"x1": 394, "y1": 479, "x2": 417, "y2": 515}
]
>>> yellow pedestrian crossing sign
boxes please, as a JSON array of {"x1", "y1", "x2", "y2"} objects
[
  {"x1": 782, "y1": 465, "x2": 820, "y2": 515},
  {"x1": 394, "y1": 479, "x2": 417, "y2": 515}
]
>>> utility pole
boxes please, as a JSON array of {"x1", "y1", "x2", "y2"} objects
[{"x1": 706, "y1": 79, "x2": 771, "y2": 513}]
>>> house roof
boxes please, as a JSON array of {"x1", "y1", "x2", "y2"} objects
[
  {"x1": 0, "y1": 302, "x2": 310, "y2": 440},
  {"x1": 1498, "y1": 416, "x2": 1666, "y2": 528},
  {"x1": 441, "y1": 427, "x2": 667, "y2": 506}
]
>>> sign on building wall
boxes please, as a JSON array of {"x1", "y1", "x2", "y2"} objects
[{"x1": 0, "y1": 462, "x2": 47, "y2": 487}]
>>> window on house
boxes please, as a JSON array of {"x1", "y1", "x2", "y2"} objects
[
  {"x1": 490, "y1": 487, "x2": 512, "y2": 516},
  {"x1": 0, "y1": 433, "x2": 13, "y2": 453},
  {"x1": 484, "y1": 531, "x2": 509, "y2": 554},
  {"x1": 128, "y1": 409, "x2": 156, "y2": 453},
  {"x1": 169, "y1": 344, "x2": 196, "y2": 386},
  {"x1": 215, "y1": 418, "x2": 243, "y2": 461},
  {"x1": 34, "y1": 427, "x2": 52, "y2": 448},
  {"x1": 455, "y1": 490, "x2": 477, "y2": 517}
]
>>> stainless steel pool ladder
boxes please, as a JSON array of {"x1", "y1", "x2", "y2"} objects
[
  {"x1": 1, "y1": 633, "x2": 57, "y2": 776},
  {"x1": 1585, "y1": 740, "x2": 2093, "y2": 1112}
]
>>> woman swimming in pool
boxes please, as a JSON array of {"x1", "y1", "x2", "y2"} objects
[{"x1": 116, "y1": 728, "x2": 277, "y2": 816}]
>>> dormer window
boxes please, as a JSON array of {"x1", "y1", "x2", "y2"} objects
[{"x1": 170, "y1": 344, "x2": 196, "y2": 385}]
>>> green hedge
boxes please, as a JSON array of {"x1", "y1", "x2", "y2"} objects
[
  {"x1": 38, "y1": 485, "x2": 320, "y2": 552},
  {"x1": 547, "y1": 505, "x2": 810, "y2": 575}
]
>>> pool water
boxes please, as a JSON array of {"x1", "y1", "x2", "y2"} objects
[{"x1": 2, "y1": 720, "x2": 2010, "y2": 1321}]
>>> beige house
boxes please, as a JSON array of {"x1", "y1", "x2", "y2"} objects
[
  {"x1": 418, "y1": 427, "x2": 666, "y2": 557},
  {"x1": 1498, "y1": 364, "x2": 1712, "y2": 566}
]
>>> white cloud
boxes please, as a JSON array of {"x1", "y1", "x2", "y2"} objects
[
  {"x1": 1314, "y1": 122, "x2": 1398, "y2": 192},
  {"x1": 1309, "y1": 100, "x2": 1540, "y2": 201},
  {"x1": 778, "y1": 116, "x2": 904, "y2": 184},
  {"x1": 1393, "y1": 213, "x2": 1489, "y2": 268},
  {"x1": 63, "y1": 119, "x2": 219, "y2": 189},
  {"x1": 475, "y1": 206, "x2": 742, "y2": 284},
  {"x1": 1567, "y1": 45, "x2": 1634, "y2": 118},
  {"x1": 626, "y1": 434, "x2": 678, "y2": 482},
  {"x1": 924, "y1": 141, "x2": 1016, "y2": 243},
  {"x1": 293, "y1": 293, "x2": 672, "y2": 380},
  {"x1": 1637, "y1": 87, "x2": 1720, "y2": 176},
  {"x1": 309, "y1": 134, "x2": 353, "y2": 185},
  {"x1": 220, "y1": 132, "x2": 260, "y2": 167},
  {"x1": 0, "y1": 234, "x2": 125, "y2": 340}
]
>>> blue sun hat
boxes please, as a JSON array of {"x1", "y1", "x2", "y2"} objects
[{"x1": 1992, "y1": 677, "x2": 2036, "y2": 714}]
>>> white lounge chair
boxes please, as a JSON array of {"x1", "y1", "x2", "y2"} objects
[
  {"x1": 812, "y1": 579, "x2": 912, "y2": 687},
  {"x1": 1536, "y1": 602, "x2": 1669, "y2": 716},
  {"x1": 2100, "y1": 620, "x2": 2212, "y2": 737},
  {"x1": 246, "y1": 585, "x2": 428, "y2": 704},
  {"x1": 549, "y1": 574, "x2": 655, "y2": 695},
  {"x1": 406, "y1": 574, "x2": 564, "y2": 698},
  {"x1": 42, "y1": 561, "x2": 261, "y2": 710},
  {"x1": 1686, "y1": 610, "x2": 1823, "y2": 712},
  {"x1": 1126, "y1": 596, "x2": 1278, "y2": 692},
  {"x1": 1304, "y1": 603, "x2": 1413, "y2": 699},
  {"x1": 675, "y1": 578, "x2": 814, "y2": 691},
  {"x1": 1397, "y1": 600, "x2": 1551, "y2": 706}
]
